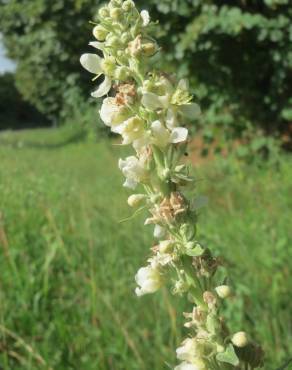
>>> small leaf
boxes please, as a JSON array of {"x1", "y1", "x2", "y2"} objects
[
  {"x1": 185, "y1": 244, "x2": 204, "y2": 257},
  {"x1": 216, "y1": 344, "x2": 240, "y2": 366}
]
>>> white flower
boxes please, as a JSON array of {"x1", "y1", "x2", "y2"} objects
[
  {"x1": 114, "y1": 116, "x2": 148, "y2": 146},
  {"x1": 148, "y1": 252, "x2": 172, "y2": 268},
  {"x1": 174, "y1": 362, "x2": 204, "y2": 370},
  {"x1": 127, "y1": 194, "x2": 145, "y2": 207},
  {"x1": 118, "y1": 156, "x2": 147, "y2": 189},
  {"x1": 142, "y1": 78, "x2": 200, "y2": 129},
  {"x1": 140, "y1": 10, "x2": 150, "y2": 26},
  {"x1": 100, "y1": 97, "x2": 130, "y2": 128},
  {"x1": 135, "y1": 265, "x2": 162, "y2": 296},
  {"x1": 80, "y1": 52, "x2": 112, "y2": 98},
  {"x1": 176, "y1": 338, "x2": 202, "y2": 363},
  {"x1": 151, "y1": 120, "x2": 188, "y2": 147}
]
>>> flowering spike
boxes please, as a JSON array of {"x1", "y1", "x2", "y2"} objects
[{"x1": 81, "y1": 1, "x2": 264, "y2": 369}]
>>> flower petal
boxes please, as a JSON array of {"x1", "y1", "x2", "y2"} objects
[
  {"x1": 151, "y1": 120, "x2": 170, "y2": 147},
  {"x1": 91, "y1": 76, "x2": 111, "y2": 98},
  {"x1": 180, "y1": 103, "x2": 201, "y2": 119},
  {"x1": 142, "y1": 92, "x2": 164, "y2": 110},
  {"x1": 177, "y1": 78, "x2": 189, "y2": 91},
  {"x1": 123, "y1": 178, "x2": 137, "y2": 189},
  {"x1": 80, "y1": 53, "x2": 103, "y2": 74},
  {"x1": 140, "y1": 10, "x2": 150, "y2": 26},
  {"x1": 89, "y1": 41, "x2": 105, "y2": 50},
  {"x1": 166, "y1": 107, "x2": 178, "y2": 129},
  {"x1": 170, "y1": 127, "x2": 188, "y2": 143}
]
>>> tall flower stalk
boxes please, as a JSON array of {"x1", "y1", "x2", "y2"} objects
[{"x1": 81, "y1": 1, "x2": 264, "y2": 368}]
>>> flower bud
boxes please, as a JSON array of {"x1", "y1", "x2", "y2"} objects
[
  {"x1": 110, "y1": 7, "x2": 122, "y2": 20},
  {"x1": 121, "y1": 32, "x2": 130, "y2": 44},
  {"x1": 231, "y1": 332, "x2": 249, "y2": 348},
  {"x1": 114, "y1": 66, "x2": 130, "y2": 81},
  {"x1": 93, "y1": 25, "x2": 108, "y2": 41},
  {"x1": 109, "y1": 0, "x2": 122, "y2": 8},
  {"x1": 215, "y1": 285, "x2": 232, "y2": 299},
  {"x1": 101, "y1": 56, "x2": 116, "y2": 75},
  {"x1": 216, "y1": 344, "x2": 225, "y2": 353},
  {"x1": 106, "y1": 35, "x2": 121, "y2": 48},
  {"x1": 122, "y1": 0, "x2": 135, "y2": 11},
  {"x1": 98, "y1": 6, "x2": 109, "y2": 18},
  {"x1": 142, "y1": 42, "x2": 157, "y2": 56},
  {"x1": 127, "y1": 194, "x2": 145, "y2": 207}
]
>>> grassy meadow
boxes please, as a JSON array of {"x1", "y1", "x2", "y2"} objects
[{"x1": 0, "y1": 127, "x2": 291, "y2": 370}]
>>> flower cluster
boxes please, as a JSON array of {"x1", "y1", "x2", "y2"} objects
[{"x1": 81, "y1": 1, "x2": 264, "y2": 369}]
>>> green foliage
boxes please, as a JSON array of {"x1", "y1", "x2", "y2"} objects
[
  {"x1": 0, "y1": 128, "x2": 291, "y2": 369},
  {"x1": 0, "y1": 72, "x2": 47, "y2": 129},
  {"x1": 144, "y1": 0, "x2": 292, "y2": 149},
  {"x1": 0, "y1": 0, "x2": 101, "y2": 120}
]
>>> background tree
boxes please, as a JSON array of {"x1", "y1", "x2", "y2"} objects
[
  {"x1": 0, "y1": 0, "x2": 102, "y2": 121},
  {"x1": 1, "y1": 0, "x2": 291, "y2": 152}
]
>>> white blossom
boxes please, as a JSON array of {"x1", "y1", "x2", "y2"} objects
[
  {"x1": 80, "y1": 53, "x2": 112, "y2": 98},
  {"x1": 141, "y1": 78, "x2": 200, "y2": 129},
  {"x1": 151, "y1": 120, "x2": 188, "y2": 147},
  {"x1": 114, "y1": 116, "x2": 148, "y2": 147},
  {"x1": 135, "y1": 265, "x2": 162, "y2": 296},
  {"x1": 99, "y1": 97, "x2": 130, "y2": 128},
  {"x1": 118, "y1": 156, "x2": 147, "y2": 189}
]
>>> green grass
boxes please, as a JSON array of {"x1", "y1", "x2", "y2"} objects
[{"x1": 0, "y1": 127, "x2": 291, "y2": 370}]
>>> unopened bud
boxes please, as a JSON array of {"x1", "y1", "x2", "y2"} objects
[
  {"x1": 121, "y1": 32, "x2": 130, "y2": 44},
  {"x1": 215, "y1": 285, "x2": 232, "y2": 299},
  {"x1": 109, "y1": 0, "x2": 122, "y2": 8},
  {"x1": 127, "y1": 194, "x2": 145, "y2": 207},
  {"x1": 142, "y1": 42, "x2": 157, "y2": 56},
  {"x1": 93, "y1": 25, "x2": 108, "y2": 41},
  {"x1": 216, "y1": 344, "x2": 225, "y2": 353},
  {"x1": 122, "y1": 0, "x2": 135, "y2": 11},
  {"x1": 232, "y1": 331, "x2": 249, "y2": 348},
  {"x1": 114, "y1": 66, "x2": 130, "y2": 81},
  {"x1": 106, "y1": 35, "x2": 121, "y2": 48},
  {"x1": 110, "y1": 7, "x2": 122, "y2": 20},
  {"x1": 98, "y1": 6, "x2": 109, "y2": 18}
]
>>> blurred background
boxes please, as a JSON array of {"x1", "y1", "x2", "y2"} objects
[{"x1": 0, "y1": 1, "x2": 291, "y2": 370}]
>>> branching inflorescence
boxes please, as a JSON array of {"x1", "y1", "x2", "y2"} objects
[{"x1": 80, "y1": 1, "x2": 264, "y2": 369}]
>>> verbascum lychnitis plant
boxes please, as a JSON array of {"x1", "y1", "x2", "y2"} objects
[{"x1": 80, "y1": 1, "x2": 264, "y2": 368}]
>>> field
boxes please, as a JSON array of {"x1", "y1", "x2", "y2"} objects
[{"x1": 0, "y1": 127, "x2": 291, "y2": 370}]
